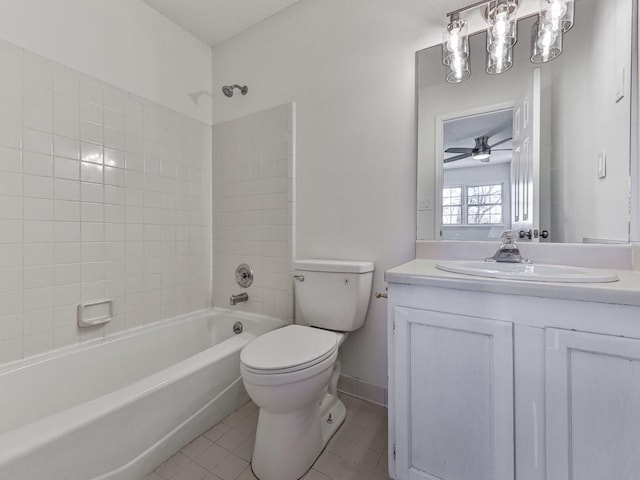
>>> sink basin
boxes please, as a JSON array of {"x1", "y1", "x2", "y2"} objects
[{"x1": 436, "y1": 261, "x2": 619, "y2": 283}]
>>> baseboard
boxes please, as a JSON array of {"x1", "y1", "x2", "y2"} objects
[{"x1": 337, "y1": 374, "x2": 387, "y2": 407}]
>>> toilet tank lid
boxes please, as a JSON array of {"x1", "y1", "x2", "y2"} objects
[{"x1": 294, "y1": 259, "x2": 374, "y2": 273}]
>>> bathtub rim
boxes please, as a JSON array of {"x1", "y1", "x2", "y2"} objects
[{"x1": 0, "y1": 307, "x2": 287, "y2": 376}]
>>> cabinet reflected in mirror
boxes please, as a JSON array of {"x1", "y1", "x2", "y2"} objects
[{"x1": 417, "y1": 0, "x2": 634, "y2": 243}]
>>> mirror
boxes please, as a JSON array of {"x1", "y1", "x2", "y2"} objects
[{"x1": 417, "y1": 0, "x2": 635, "y2": 243}]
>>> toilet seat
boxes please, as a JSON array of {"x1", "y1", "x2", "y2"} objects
[{"x1": 241, "y1": 325, "x2": 338, "y2": 375}]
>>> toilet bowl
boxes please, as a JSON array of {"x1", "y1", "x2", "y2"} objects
[
  {"x1": 241, "y1": 325, "x2": 346, "y2": 480},
  {"x1": 240, "y1": 259, "x2": 374, "y2": 480}
]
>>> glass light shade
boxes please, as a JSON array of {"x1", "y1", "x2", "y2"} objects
[
  {"x1": 446, "y1": 57, "x2": 471, "y2": 83},
  {"x1": 541, "y1": 0, "x2": 573, "y2": 32},
  {"x1": 486, "y1": 37, "x2": 513, "y2": 74},
  {"x1": 487, "y1": 1, "x2": 518, "y2": 52},
  {"x1": 560, "y1": 0, "x2": 574, "y2": 32},
  {"x1": 531, "y1": 18, "x2": 563, "y2": 63},
  {"x1": 442, "y1": 18, "x2": 469, "y2": 66}
]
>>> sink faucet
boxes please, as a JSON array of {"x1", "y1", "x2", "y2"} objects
[
  {"x1": 230, "y1": 292, "x2": 248, "y2": 306},
  {"x1": 485, "y1": 230, "x2": 531, "y2": 264}
]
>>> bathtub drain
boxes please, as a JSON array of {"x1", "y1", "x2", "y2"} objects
[{"x1": 233, "y1": 322, "x2": 243, "y2": 334}]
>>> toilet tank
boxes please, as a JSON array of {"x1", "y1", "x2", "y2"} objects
[{"x1": 293, "y1": 259, "x2": 374, "y2": 332}]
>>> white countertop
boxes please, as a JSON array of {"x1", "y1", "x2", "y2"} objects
[{"x1": 386, "y1": 259, "x2": 640, "y2": 307}]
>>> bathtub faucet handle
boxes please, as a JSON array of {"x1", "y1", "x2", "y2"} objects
[{"x1": 230, "y1": 292, "x2": 249, "y2": 306}]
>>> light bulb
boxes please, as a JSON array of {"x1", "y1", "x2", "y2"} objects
[
  {"x1": 547, "y1": 0, "x2": 567, "y2": 21},
  {"x1": 493, "y1": 13, "x2": 509, "y2": 37},
  {"x1": 537, "y1": 23, "x2": 557, "y2": 49}
]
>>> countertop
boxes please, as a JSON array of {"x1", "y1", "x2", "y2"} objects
[{"x1": 386, "y1": 259, "x2": 640, "y2": 307}]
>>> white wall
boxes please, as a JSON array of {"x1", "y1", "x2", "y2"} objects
[
  {"x1": 0, "y1": 0, "x2": 212, "y2": 124},
  {"x1": 211, "y1": 0, "x2": 425, "y2": 389}
]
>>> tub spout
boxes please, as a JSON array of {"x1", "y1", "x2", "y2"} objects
[{"x1": 230, "y1": 292, "x2": 248, "y2": 306}]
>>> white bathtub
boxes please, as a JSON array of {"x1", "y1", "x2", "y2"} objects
[{"x1": 0, "y1": 308, "x2": 285, "y2": 480}]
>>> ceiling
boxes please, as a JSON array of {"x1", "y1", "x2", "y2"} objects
[
  {"x1": 142, "y1": 0, "x2": 304, "y2": 46},
  {"x1": 141, "y1": 0, "x2": 493, "y2": 47}
]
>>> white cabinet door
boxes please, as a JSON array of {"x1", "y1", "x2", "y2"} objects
[
  {"x1": 546, "y1": 329, "x2": 640, "y2": 480},
  {"x1": 393, "y1": 307, "x2": 514, "y2": 480}
]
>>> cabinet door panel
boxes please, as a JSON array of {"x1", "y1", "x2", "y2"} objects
[
  {"x1": 546, "y1": 329, "x2": 640, "y2": 480},
  {"x1": 394, "y1": 307, "x2": 514, "y2": 480}
]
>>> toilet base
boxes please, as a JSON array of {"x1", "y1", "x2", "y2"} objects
[{"x1": 251, "y1": 393, "x2": 346, "y2": 480}]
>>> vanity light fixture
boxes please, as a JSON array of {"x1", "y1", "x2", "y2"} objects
[
  {"x1": 442, "y1": 15, "x2": 471, "y2": 83},
  {"x1": 443, "y1": 0, "x2": 574, "y2": 83}
]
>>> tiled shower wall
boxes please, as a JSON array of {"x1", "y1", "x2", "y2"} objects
[
  {"x1": 211, "y1": 104, "x2": 294, "y2": 321},
  {"x1": 0, "y1": 41, "x2": 212, "y2": 364}
]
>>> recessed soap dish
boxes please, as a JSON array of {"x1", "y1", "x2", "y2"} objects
[{"x1": 77, "y1": 299, "x2": 113, "y2": 327}]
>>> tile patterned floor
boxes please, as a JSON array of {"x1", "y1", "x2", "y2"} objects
[{"x1": 145, "y1": 393, "x2": 390, "y2": 480}]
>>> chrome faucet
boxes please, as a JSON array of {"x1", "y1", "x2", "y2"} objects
[
  {"x1": 485, "y1": 230, "x2": 531, "y2": 264},
  {"x1": 230, "y1": 292, "x2": 248, "y2": 306}
]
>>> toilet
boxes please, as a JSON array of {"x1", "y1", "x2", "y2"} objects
[{"x1": 240, "y1": 259, "x2": 374, "y2": 480}]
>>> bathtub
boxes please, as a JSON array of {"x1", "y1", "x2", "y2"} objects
[{"x1": 0, "y1": 308, "x2": 285, "y2": 480}]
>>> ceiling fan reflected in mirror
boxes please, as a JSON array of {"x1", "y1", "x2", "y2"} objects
[{"x1": 444, "y1": 135, "x2": 512, "y2": 163}]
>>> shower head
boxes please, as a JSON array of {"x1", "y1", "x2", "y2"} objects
[{"x1": 222, "y1": 84, "x2": 248, "y2": 97}]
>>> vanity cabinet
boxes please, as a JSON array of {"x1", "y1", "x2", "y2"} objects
[
  {"x1": 545, "y1": 329, "x2": 640, "y2": 480},
  {"x1": 386, "y1": 272, "x2": 640, "y2": 480},
  {"x1": 393, "y1": 307, "x2": 514, "y2": 480}
]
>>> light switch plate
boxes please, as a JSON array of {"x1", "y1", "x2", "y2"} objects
[
  {"x1": 597, "y1": 151, "x2": 606, "y2": 179},
  {"x1": 418, "y1": 198, "x2": 432, "y2": 211}
]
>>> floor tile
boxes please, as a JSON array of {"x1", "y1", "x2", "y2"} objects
[
  {"x1": 156, "y1": 452, "x2": 191, "y2": 478},
  {"x1": 204, "y1": 422, "x2": 232, "y2": 442},
  {"x1": 142, "y1": 473, "x2": 164, "y2": 480},
  {"x1": 216, "y1": 428, "x2": 248, "y2": 452},
  {"x1": 171, "y1": 460, "x2": 218, "y2": 480},
  {"x1": 212, "y1": 453, "x2": 250, "y2": 480},
  {"x1": 193, "y1": 443, "x2": 231, "y2": 472},
  {"x1": 303, "y1": 469, "x2": 333, "y2": 479},
  {"x1": 149, "y1": 396, "x2": 391, "y2": 480},
  {"x1": 235, "y1": 412, "x2": 258, "y2": 437},
  {"x1": 313, "y1": 450, "x2": 360, "y2": 480},
  {"x1": 182, "y1": 435, "x2": 214, "y2": 459},
  {"x1": 235, "y1": 467, "x2": 258, "y2": 480},
  {"x1": 233, "y1": 436, "x2": 255, "y2": 462}
]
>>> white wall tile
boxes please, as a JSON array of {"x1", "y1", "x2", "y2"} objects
[
  {"x1": 0, "y1": 122, "x2": 21, "y2": 150},
  {"x1": 80, "y1": 162, "x2": 103, "y2": 183},
  {"x1": 54, "y1": 221, "x2": 80, "y2": 243},
  {"x1": 24, "y1": 197, "x2": 53, "y2": 220},
  {"x1": 0, "y1": 40, "x2": 212, "y2": 364},
  {"x1": 54, "y1": 178, "x2": 80, "y2": 201},
  {"x1": 24, "y1": 174, "x2": 53, "y2": 199},
  {"x1": 53, "y1": 113, "x2": 79, "y2": 139},
  {"x1": 211, "y1": 104, "x2": 294, "y2": 321},
  {"x1": 24, "y1": 220, "x2": 54, "y2": 243},
  {"x1": 23, "y1": 128, "x2": 53, "y2": 155},
  {"x1": 54, "y1": 135, "x2": 80, "y2": 160},
  {"x1": 0, "y1": 170, "x2": 22, "y2": 196},
  {"x1": 54, "y1": 157, "x2": 80, "y2": 180}
]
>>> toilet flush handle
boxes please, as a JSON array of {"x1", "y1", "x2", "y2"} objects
[{"x1": 293, "y1": 275, "x2": 305, "y2": 282}]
